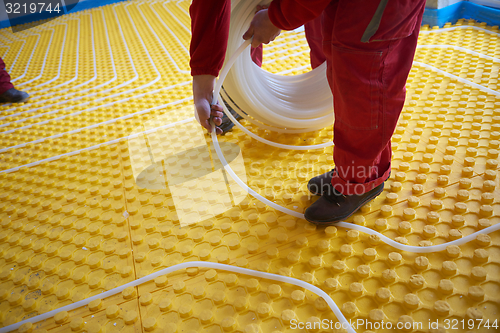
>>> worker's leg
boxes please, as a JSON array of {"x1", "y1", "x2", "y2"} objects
[
  {"x1": 253, "y1": 14, "x2": 325, "y2": 69},
  {"x1": 305, "y1": 0, "x2": 425, "y2": 223},
  {"x1": 0, "y1": 57, "x2": 29, "y2": 103},
  {"x1": 327, "y1": 0, "x2": 425, "y2": 196},
  {"x1": 226, "y1": 16, "x2": 324, "y2": 133},
  {"x1": 0, "y1": 57, "x2": 14, "y2": 95},
  {"x1": 304, "y1": 15, "x2": 326, "y2": 69}
]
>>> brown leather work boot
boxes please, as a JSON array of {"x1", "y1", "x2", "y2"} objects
[
  {"x1": 304, "y1": 182, "x2": 384, "y2": 225},
  {"x1": 307, "y1": 169, "x2": 335, "y2": 196},
  {"x1": 0, "y1": 88, "x2": 30, "y2": 103}
]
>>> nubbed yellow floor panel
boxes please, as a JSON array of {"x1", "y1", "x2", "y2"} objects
[{"x1": 0, "y1": 1, "x2": 499, "y2": 332}]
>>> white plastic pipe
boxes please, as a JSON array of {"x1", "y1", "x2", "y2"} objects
[
  {"x1": 0, "y1": 84, "x2": 191, "y2": 154},
  {"x1": 28, "y1": 21, "x2": 70, "y2": 89},
  {"x1": 220, "y1": 0, "x2": 334, "y2": 131},
  {"x1": 0, "y1": 2, "x2": 159, "y2": 132},
  {"x1": 0, "y1": 101, "x2": 194, "y2": 174},
  {"x1": 10, "y1": 31, "x2": 43, "y2": 83},
  {"x1": 4, "y1": 40, "x2": 25, "y2": 75},
  {"x1": 15, "y1": 25, "x2": 57, "y2": 87},
  {"x1": 417, "y1": 44, "x2": 500, "y2": 62},
  {"x1": 0, "y1": 10, "x2": 125, "y2": 118},
  {"x1": 413, "y1": 61, "x2": 500, "y2": 96},
  {"x1": 2, "y1": 112, "x2": 498, "y2": 333},
  {"x1": 3, "y1": 11, "x2": 500, "y2": 333},
  {"x1": 208, "y1": 15, "x2": 500, "y2": 253},
  {"x1": 210, "y1": 125, "x2": 500, "y2": 253},
  {"x1": 419, "y1": 25, "x2": 500, "y2": 36},
  {"x1": 34, "y1": 17, "x2": 85, "y2": 94},
  {"x1": 211, "y1": 39, "x2": 334, "y2": 150},
  {"x1": 0, "y1": 261, "x2": 354, "y2": 333},
  {"x1": 1, "y1": 13, "x2": 108, "y2": 114},
  {"x1": 138, "y1": 2, "x2": 190, "y2": 74}
]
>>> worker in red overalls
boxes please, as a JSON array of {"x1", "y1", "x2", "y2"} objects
[
  {"x1": 190, "y1": 0, "x2": 325, "y2": 134},
  {"x1": 0, "y1": 57, "x2": 29, "y2": 103},
  {"x1": 191, "y1": 0, "x2": 426, "y2": 225}
]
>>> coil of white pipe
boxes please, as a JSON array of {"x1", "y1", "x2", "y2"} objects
[{"x1": 221, "y1": 0, "x2": 334, "y2": 132}]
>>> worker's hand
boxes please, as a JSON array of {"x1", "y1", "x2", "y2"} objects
[
  {"x1": 243, "y1": 9, "x2": 281, "y2": 48},
  {"x1": 256, "y1": 4, "x2": 269, "y2": 12},
  {"x1": 193, "y1": 75, "x2": 223, "y2": 135}
]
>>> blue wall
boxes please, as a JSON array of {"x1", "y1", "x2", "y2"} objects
[
  {"x1": 422, "y1": 1, "x2": 500, "y2": 27},
  {"x1": 0, "y1": 0, "x2": 129, "y2": 30}
]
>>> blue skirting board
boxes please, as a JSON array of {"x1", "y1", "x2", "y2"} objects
[
  {"x1": 423, "y1": 1, "x2": 500, "y2": 27},
  {"x1": 0, "y1": 0, "x2": 129, "y2": 30}
]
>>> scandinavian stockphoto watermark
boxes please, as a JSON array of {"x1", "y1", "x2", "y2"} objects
[
  {"x1": 249, "y1": 162, "x2": 379, "y2": 197},
  {"x1": 290, "y1": 318, "x2": 499, "y2": 331},
  {"x1": 290, "y1": 318, "x2": 423, "y2": 331}
]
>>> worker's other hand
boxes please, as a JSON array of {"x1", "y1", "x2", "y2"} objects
[
  {"x1": 193, "y1": 75, "x2": 223, "y2": 135},
  {"x1": 243, "y1": 9, "x2": 281, "y2": 48}
]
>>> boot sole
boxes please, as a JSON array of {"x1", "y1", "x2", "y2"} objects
[
  {"x1": 0, "y1": 95, "x2": 30, "y2": 104},
  {"x1": 305, "y1": 185, "x2": 384, "y2": 225}
]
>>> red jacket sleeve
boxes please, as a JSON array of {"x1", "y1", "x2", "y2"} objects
[
  {"x1": 268, "y1": 0, "x2": 331, "y2": 30},
  {"x1": 189, "y1": 0, "x2": 231, "y2": 77}
]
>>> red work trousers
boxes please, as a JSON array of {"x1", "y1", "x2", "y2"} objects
[
  {"x1": 251, "y1": 15, "x2": 325, "y2": 69},
  {"x1": 0, "y1": 57, "x2": 14, "y2": 95},
  {"x1": 322, "y1": 0, "x2": 425, "y2": 195}
]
